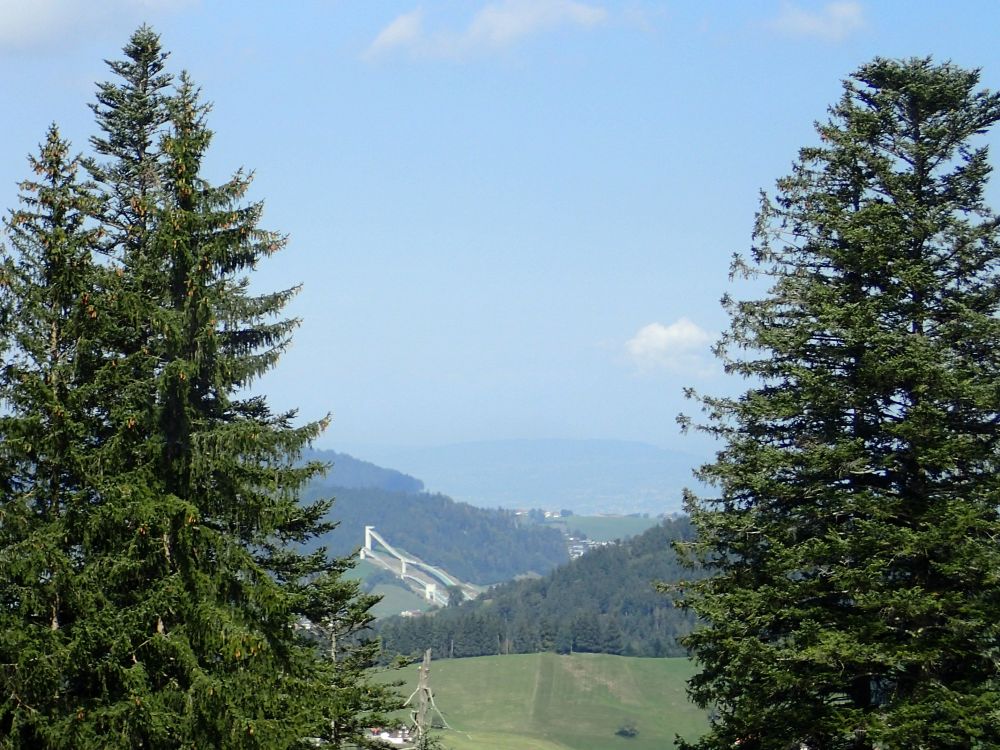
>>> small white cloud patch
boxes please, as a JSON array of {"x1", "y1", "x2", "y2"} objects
[
  {"x1": 364, "y1": 8, "x2": 424, "y2": 60},
  {"x1": 364, "y1": 0, "x2": 607, "y2": 61},
  {"x1": 626, "y1": 318, "x2": 714, "y2": 374},
  {"x1": 466, "y1": 0, "x2": 606, "y2": 48},
  {"x1": 768, "y1": 1, "x2": 865, "y2": 41}
]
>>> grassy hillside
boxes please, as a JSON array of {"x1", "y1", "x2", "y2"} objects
[
  {"x1": 390, "y1": 652, "x2": 706, "y2": 750},
  {"x1": 367, "y1": 584, "x2": 434, "y2": 619},
  {"x1": 343, "y1": 559, "x2": 434, "y2": 619}
]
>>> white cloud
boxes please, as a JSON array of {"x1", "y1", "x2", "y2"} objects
[
  {"x1": 625, "y1": 318, "x2": 715, "y2": 375},
  {"x1": 768, "y1": 1, "x2": 865, "y2": 41},
  {"x1": 364, "y1": 8, "x2": 424, "y2": 61},
  {"x1": 0, "y1": 0, "x2": 193, "y2": 52},
  {"x1": 466, "y1": 0, "x2": 606, "y2": 47},
  {"x1": 364, "y1": 0, "x2": 607, "y2": 61}
]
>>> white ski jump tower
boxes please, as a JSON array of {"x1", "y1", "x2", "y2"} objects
[{"x1": 361, "y1": 525, "x2": 448, "y2": 603}]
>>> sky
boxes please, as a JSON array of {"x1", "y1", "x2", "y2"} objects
[{"x1": 1, "y1": 1, "x2": 998, "y2": 455}]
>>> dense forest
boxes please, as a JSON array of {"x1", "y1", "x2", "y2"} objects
[
  {"x1": 302, "y1": 482, "x2": 568, "y2": 584},
  {"x1": 377, "y1": 516, "x2": 702, "y2": 660}
]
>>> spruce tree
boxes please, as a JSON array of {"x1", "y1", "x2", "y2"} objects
[
  {"x1": 0, "y1": 28, "x2": 397, "y2": 749},
  {"x1": 0, "y1": 127, "x2": 105, "y2": 748},
  {"x1": 88, "y1": 24, "x2": 171, "y2": 259},
  {"x1": 678, "y1": 58, "x2": 1000, "y2": 749}
]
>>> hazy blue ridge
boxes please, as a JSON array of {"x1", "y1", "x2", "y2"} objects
[
  {"x1": 303, "y1": 447, "x2": 424, "y2": 493},
  {"x1": 341, "y1": 439, "x2": 707, "y2": 515}
]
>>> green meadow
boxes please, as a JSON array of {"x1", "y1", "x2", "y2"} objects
[
  {"x1": 388, "y1": 652, "x2": 706, "y2": 750},
  {"x1": 545, "y1": 515, "x2": 660, "y2": 543}
]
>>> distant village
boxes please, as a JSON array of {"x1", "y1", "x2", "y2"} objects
[
  {"x1": 512, "y1": 508, "x2": 655, "y2": 558},
  {"x1": 564, "y1": 535, "x2": 611, "y2": 559}
]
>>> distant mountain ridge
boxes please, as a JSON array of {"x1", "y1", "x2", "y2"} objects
[
  {"x1": 303, "y1": 448, "x2": 423, "y2": 493},
  {"x1": 301, "y1": 449, "x2": 568, "y2": 585},
  {"x1": 340, "y1": 439, "x2": 704, "y2": 515}
]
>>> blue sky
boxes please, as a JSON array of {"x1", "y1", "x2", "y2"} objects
[{"x1": 1, "y1": 1, "x2": 998, "y2": 453}]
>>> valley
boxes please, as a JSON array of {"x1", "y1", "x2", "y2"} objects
[{"x1": 304, "y1": 448, "x2": 704, "y2": 743}]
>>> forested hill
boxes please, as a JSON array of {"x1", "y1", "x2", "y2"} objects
[
  {"x1": 302, "y1": 482, "x2": 568, "y2": 585},
  {"x1": 303, "y1": 448, "x2": 424, "y2": 493},
  {"x1": 377, "y1": 515, "x2": 703, "y2": 660}
]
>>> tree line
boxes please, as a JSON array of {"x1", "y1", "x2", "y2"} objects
[{"x1": 377, "y1": 516, "x2": 704, "y2": 661}]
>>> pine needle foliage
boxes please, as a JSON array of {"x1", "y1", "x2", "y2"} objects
[
  {"x1": 676, "y1": 58, "x2": 1000, "y2": 750},
  {"x1": 0, "y1": 27, "x2": 397, "y2": 749}
]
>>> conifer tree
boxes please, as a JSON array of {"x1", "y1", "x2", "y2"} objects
[
  {"x1": 678, "y1": 58, "x2": 1000, "y2": 749},
  {"x1": 86, "y1": 23, "x2": 172, "y2": 475},
  {"x1": 0, "y1": 127, "x2": 105, "y2": 748},
  {"x1": 89, "y1": 24, "x2": 171, "y2": 259},
  {"x1": 1, "y1": 28, "x2": 397, "y2": 749}
]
